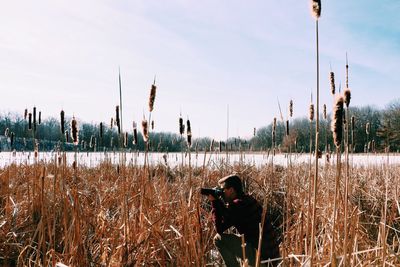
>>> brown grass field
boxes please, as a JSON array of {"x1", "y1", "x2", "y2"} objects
[{"x1": 1, "y1": 152, "x2": 399, "y2": 266}]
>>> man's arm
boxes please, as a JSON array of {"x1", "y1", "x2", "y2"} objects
[{"x1": 208, "y1": 195, "x2": 233, "y2": 234}]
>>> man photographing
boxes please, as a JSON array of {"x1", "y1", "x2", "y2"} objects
[{"x1": 203, "y1": 174, "x2": 280, "y2": 266}]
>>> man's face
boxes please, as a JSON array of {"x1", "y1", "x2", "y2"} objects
[{"x1": 221, "y1": 183, "x2": 235, "y2": 202}]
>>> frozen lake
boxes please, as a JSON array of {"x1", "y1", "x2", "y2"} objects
[{"x1": 1, "y1": 151, "x2": 399, "y2": 168}]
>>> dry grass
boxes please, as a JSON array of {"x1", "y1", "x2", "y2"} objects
[{"x1": 0, "y1": 154, "x2": 399, "y2": 266}]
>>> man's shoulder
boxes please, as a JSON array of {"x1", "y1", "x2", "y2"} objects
[{"x1": 232, "y1": 194, "x2": 259, "y2": 206}]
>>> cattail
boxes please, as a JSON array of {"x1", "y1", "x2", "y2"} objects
[
  {"x1": 286, "y1": 120, "x2": 289, "y2": 136},
  {"x1": 331, "y1": 96, "x2": 344, "y2": 147},
  {"x1": 10, "y1": 132, "x2": 14, "y2": 147},
  {"x1": 344, "y1": 88, "x2": 351, "y2": 108},
  {"x1": 28, "y1": 113, "x2": 32, "y2": 130},
  {"x1": 115, "y1": 105, "x2": 120, "y2": 134},
  {"x1": 351, "y1": 116, "x2": 355, "y2": 132},
  {"x1": 311, "y1": 0, "x2": 321, "y2": 19},
  {"x1": 149, "y1": 83, "x2": 157, "y2": 112},
  {"x1": 33, "y1": 106, "x2": 37, "y2": 132},
  {"x1": 273, "y1": 117, "x2": 277, "y2": 131},
  {"x1": 309, "y1": 104, "x2": 314, "y2": 121},
  {"x1": 254, "y1": 127, "x2": 256, "y2": 137},
  {"x1": 24, "y1": 109, "x2": 28, "y2": 120},
  {"x1": 151, "y1": 120, "x2": 154, "y2": 130},
  {"x1": 34, "y1": 141, "x2": 38, "y2": 158},
  {"x1": 323, "y1": 104, "x2": 327, "y2": 120},
  {"x1": 366, "y1": 122, "x2": 370, "y2": 135},
  {"x1": 179, "y1": 116, "x2": 184, "y2": 135},
  {"x1": 272, "y1": 130, "x2": 276, "y2": 144},
  {"x1": 90, "y1": 135, "x2": 95, "y2": 148},
  {"x1": 187, "y1": 119, "x2": 192, "y2": 147},
  {"x1": 330, "y1": 72, "x2": 335, "y2": 95},
  {"x1": 65, "y1": 130, "x2": 69, "y2": 143},
  {"x1": 142, "y1": 120, "x2": 149, "y2": 142},
  {"x1": 110, "y1": 118, "x2": 114, "y2": 128},
  {"x1": 100, "y1": 122, "x2": 103, "y2": 139},
  {"x1": 219, "y1": 141, "x2": 222, "y2": 152},
  {"x1": 289, "y1": 100, "x2": 293, "y2": 117},
  {"x1": 38, "y1": 111, "x2": 41, "y2": 125},
  {"x1": 124, "y1": 132, "x2": 128, "y2": 148},
  {"x1": 210, "y1": 139, "x2": 214, "y2": 151},
  {"x1": 4, "y1": 128, "x2": 9, "y2": 137},
  {"x1": 133, "y1": 121, "x2": 138, "y2": 145},
  {"x1": 71, "y1": 117, "x2": 79, "y2": 145},
  {"x1": 60, "y1": 110, "x2": 65, "y2": 134}
]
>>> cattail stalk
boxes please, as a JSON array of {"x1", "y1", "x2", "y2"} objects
[
  {"x1": 343, "y1": 88, "x2": 351, "y2": 265},
  {"x1": 310, "y1": 1, "x2": 321, "y2": 263}
]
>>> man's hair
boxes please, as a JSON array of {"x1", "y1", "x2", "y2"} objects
[{"x1": 218, "y1": 174, "x2": 243, "y2": 195}]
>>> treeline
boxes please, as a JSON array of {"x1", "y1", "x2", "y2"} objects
[{"x1": 0, "y1": 100, "x2": 399, "y2": 153}]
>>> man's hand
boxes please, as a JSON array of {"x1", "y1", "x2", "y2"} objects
[{"x1": 208, "y1": 194, "x2": 216, "y2": 201}]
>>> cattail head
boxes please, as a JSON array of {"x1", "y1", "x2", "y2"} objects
[
  {"x1": 210, "y1": 139, "x2": 214, "y2": 151},
  {"x1": 186, "y1": 119, "x2": 192, "y2": 147},
  {"x1": 33, "y1": 106, "x2": 37, "y2": 131},
  {"x1": 60, "y1": 110, "x2": 65, "y2": 134},
  {"x1": 179, "y1": 116, "x2": 184, "y2": 135},
  {"x1": 273, "y1": 117, "x2": 277, "y2": 131},
  {"x1": 311, "y1": 0, "x2": 321, "y2": 19},
  {"x1": 142, "y1": 120, "x2": 149, "y2": 142},
  {"x1": 331, "y1": 96, "x2": 344, "y2": 147},
  {"x1": 115, "y1": 105, "x2": 120, "y2": 134},
  {"x1": 351, "y1": 116, "x2": 355, "y2": 132},
  {"x1": 4, "y1": 128, "x2": 9, "y2": 137},
  {"x1": 149, "y1": 83, "x2": 157, "y2": 112},
  {"x1": 323, "y1": 104, "x2": 327, "y2": 120},
  {"x1": 151, "y1": 120, "x2": 154, "y2": 130},
  {"x1": 38, "y1": 111, "x2": 41, "y2": 125},
  {"x1": 330, "y1": 72, "x2": 335, "y2": 95},
  {"x1": 343, "y1": 88, "x2": 351, "y2": 108},
  {"x1": 28, "y1": 113, "x2": 32, "y2": 130},
  {"x1": 71, "y1": 116, "x2": 79, "y2": 145},
  {"x1": 286, "y1": 120, "x2": 289, "y2": 136},
  {"x1": 309, "y1": 104, "x2": 314, "y2": 121},
  {"x1": 24, "y1": 109, "x2": 28, "y2": 120},
  {"x1": 110, "y1": 118, "x2": 114, "y2": 128},
  {"x1": 289, "y1": 100, "x2": 293, "y2": 117},
  {"x1": 366, "y1": 122, "x2": 370, "y2": 135},
  {"x1": 254, "y1": 127, "x2": 256, "y2": 137}
]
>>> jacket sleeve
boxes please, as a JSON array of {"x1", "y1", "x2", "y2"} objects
[{"x1": 211, "y1": 199, "x2": 234, "y2": 234}]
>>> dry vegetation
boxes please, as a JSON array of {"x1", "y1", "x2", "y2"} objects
[{"x1": 1, "y1": 153, "x2": 399, "y2": 266}]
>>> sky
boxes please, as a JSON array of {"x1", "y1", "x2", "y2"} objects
[{"x1": 0, "y1": 0, "x2": 399, "y2": 140}]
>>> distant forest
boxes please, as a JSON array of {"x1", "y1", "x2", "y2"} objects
[{"x1": 0, "y1": 100, "x2": 399, "y2": 153}]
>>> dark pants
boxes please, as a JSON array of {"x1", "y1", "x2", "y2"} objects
[{"x1": 214, "y1": 233, "x2": 259, "y2": 267}]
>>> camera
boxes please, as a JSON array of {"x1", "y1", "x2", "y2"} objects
[{"x1": 200, "y1": 187, "x2": 223, "y2": 198}]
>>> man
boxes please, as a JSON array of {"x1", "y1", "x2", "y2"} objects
[{"x1": 207, "y1": 174, "x2": 280, "y2": 267}]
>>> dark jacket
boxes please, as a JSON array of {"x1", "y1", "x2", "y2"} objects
[{"x1": 211, "y1": 194, "x2": 280, "y2": 260}]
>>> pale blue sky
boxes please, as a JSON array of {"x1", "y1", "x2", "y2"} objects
[{"x1": 1, "y1": 1, "x2": 399, "y2": 139}]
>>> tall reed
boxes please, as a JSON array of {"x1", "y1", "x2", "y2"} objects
[{"x1": 310, "y1": 0, "x2": 321, "y2": 263}]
